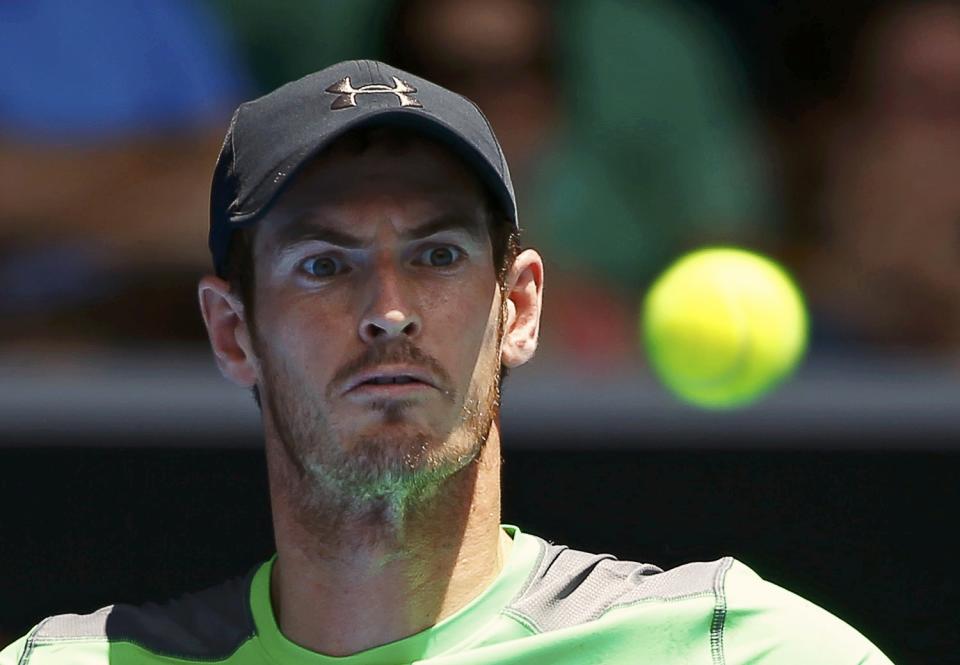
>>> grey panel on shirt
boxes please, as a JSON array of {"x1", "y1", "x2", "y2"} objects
[
  {"x1": 506, "y1": 536, "x2": 733, "y2": 634},
  {"x1": 28, "y1": 566, "x2": 257, "y2": 661}
]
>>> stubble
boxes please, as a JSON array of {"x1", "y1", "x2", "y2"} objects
[{"x1": 258, "y1": 311, "x2": 505, "y2": 547}]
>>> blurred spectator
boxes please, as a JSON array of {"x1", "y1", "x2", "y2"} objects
[
  {"x1": 771, "y1": 0, "x2": 960, "y2": 357},
  {"x1": 0, "y1": 0, "x2": 771, "y2": 366},
  {"x1": 388, "y1": 0, "x2": 772, "y2": 370},
  {"x1": 211, "y1": 0, "x2": 391, "y2": 92},
  {"x1": 0, "y1": 1, "x2": 248, "y2": 348},
  {"x1": 388, "y1": 0, "x2": 559, "y2": 187}
]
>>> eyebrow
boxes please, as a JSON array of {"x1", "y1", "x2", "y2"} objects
[{"x1": 273, "y1": 212, "x2": 487, "y2": 252}]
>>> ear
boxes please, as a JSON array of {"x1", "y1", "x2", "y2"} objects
[
  {"x1": 500, "y1": 249, "x2": 544, "y2": 368},
  {"x1": 198, "y1": 275, "x2": 259, "y2": 387}
]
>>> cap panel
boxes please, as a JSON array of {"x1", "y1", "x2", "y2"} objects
[
  {"x1": 235, "y1": 106, "x2": 516, "y2": 224},
  {"x1": 230, "y1": 62, "x2": 507, "y2": 217}
]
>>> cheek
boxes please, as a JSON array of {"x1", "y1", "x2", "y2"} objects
[
  {"x1": 427, "y1": 284, "x2": 501, "y2": 381},
  {"x1": 255, "y1": 289, "x2": 353, "y2": 384}
]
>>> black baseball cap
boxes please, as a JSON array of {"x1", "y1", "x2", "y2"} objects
[{"x1": 209, "y1": 59, "x2": 517, "y2": 277}]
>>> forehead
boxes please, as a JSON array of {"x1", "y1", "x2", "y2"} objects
[{"x1": 258, "y1": 127, "x2": 490, "y2": 243}]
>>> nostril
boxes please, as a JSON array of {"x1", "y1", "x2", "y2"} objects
[
  {"x1": 359, "y1": 313, "x2": 421, "y2": 341},
  {"x1": 365, "y1": 323, "x2": 387, "y2": 339}
]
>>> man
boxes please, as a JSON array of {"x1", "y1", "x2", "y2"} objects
[{"x1": 1, "y1": 60, "x2": 893, "y2": 664}]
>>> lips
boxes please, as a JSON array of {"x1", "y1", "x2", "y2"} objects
[
  {"x1": 342, "y1": 366, "x2": 437, "y2": 394},
  {"x1": 364, "y1": 375, "x2": 420, "y2": 385}
]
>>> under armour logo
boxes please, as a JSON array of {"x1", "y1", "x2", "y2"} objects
[{"x1": 325, "y1": 76, "x2": 422, "y2": 110}]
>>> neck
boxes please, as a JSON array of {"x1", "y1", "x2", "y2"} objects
[{"x1": 265, "y1": 423, "x2": 508, "y2": 657}]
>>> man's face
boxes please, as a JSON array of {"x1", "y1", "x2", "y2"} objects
[{"x1": 245, "y1": 131, "x2": 506, "y2": 512}]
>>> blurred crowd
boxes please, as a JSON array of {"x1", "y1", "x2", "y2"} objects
[{"x1": 2, "y1": 0, "x2": 960, "y2": 369}]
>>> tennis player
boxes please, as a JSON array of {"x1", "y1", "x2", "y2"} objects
[{"x1": 1, "y1": 60, "x2": 894, "y2": 664}]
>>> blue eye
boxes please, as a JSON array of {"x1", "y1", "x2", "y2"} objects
[
  {"x1": 420, "y1": 246, "x2": 461, "y2": 267},
  {"x1": 301, "y1": 256, "x2": 344, "y2": 278}
]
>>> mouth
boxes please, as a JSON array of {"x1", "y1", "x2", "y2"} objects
[{"x1": 343, "y1": 367, "x2": 437, "y2": 396}]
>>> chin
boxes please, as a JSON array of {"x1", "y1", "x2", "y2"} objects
[
  {"x1": 348, "y1": 415, "x2": 437, "y2": 446},
  {"x1": 364, "y1": 398, "x2": 420, "y2": 418}
]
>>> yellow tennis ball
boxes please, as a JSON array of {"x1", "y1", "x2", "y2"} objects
[{"x1": 641, "y1": 247, "x2": 808, "y2": 409}]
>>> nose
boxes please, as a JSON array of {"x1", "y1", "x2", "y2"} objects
[
  {"x1": 358, "y1": 265, "x2": 422, "y2": 344},
  {"x1": 359, "y1": 309, "x2": 421, "y2": 343}
]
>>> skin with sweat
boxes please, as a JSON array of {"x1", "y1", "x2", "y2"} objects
[{"x1": 198, "y1": 131, "x2": 544, "y2": 656}]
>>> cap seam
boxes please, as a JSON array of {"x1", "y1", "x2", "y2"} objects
[{"x1": 469, "y1": 98, "x2": 506, "y2": 176}]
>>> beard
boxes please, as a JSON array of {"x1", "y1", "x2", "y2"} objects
[{"x1": 256, "y1": 310, "x2": 505, "y2": 540}]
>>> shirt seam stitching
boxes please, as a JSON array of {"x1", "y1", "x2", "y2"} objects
[
  {"x1": 25, "y1": 633, "x2": 257, "y2": 663},
  {"x1": 506, "y1": 537, "x2": 549, "y2": 606},
  {"x1": 500, "y1": 607, "x2": 543, "y2": 634},
  {"x1": 505, "y1": 589, "x2": 718, "y2": 636},
  {"x1": 19, "y1": 617, "x2": 53, "y2": 665},
  {"x1": 577, "y1": 590, "x2": 719, "y2": 631},
  {"x1": 711, "y1": 557, "x2": 735, "y2": 665},
  {"x1": 608, "y1": 589, "x2": 717, "y2": 615}
]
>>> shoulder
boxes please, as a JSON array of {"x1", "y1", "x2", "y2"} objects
[
  {"x1": 507, "y1": 536, "x2": 729, "y2": 633},
  {"x1": 507, "y1": 538, "x2": 893, "y2": 664},
  {"x1": 1, "y1": 567, "x2": 259, "y2": 665},
  {"x1": 720, "y1": 559, "x2": 894, "y2": 664}
]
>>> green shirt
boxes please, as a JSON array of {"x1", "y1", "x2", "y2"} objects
[{"x1": 1, "y1": 525, "x2": 892, "y2": 664}]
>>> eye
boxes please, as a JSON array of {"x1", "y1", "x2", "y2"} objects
[
  {"x1": 418, "y1": 245, "x2": 462, "y2": 268},
  {"x1": 300, "y1": 255, "x2": 345, "y2": 278}
]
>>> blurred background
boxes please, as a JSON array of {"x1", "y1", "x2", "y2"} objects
[{"x1": 2, "y1": 1, "x2": 958, "y2": 662}]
